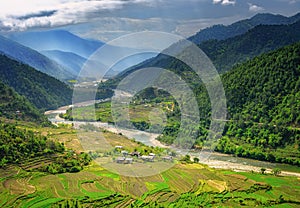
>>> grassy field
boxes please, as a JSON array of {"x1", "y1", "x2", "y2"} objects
[{"x1": 1, "y1": 124, "x2": 300, "y2": 207}]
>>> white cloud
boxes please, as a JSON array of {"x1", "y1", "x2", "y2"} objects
[
  {"x1": 0, "y1": 0, "x2": 153, "y2": 31},
  {"x1": 213, "y1": 0, "x2": 236, "y2": 6},
  {"x1": 248, "y1": 3, "x2": 264, "y2": 12}
]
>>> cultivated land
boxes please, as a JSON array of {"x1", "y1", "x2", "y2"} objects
[{"x1": 1, "y1": 123, "x2": 300, "y2": 207}]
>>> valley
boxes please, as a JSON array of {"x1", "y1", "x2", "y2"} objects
[{"x1": 0, "y1": 9, "x2": 299, "y2": 208}]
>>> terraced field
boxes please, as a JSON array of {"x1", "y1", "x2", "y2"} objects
[
  {"x1": 1, "y1": 161, "x2": 300, "y2": 207},
  {"x1": 1, "y1": 125, "x2": 300, "y2": 207}
]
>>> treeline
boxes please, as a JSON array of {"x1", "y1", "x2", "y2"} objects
[
  {"x1": 0, "y1": 54, "x2": 72, "y2": 110},
  {"x1": 216, "y1": 122, "x2": 300, "y2": 166}
]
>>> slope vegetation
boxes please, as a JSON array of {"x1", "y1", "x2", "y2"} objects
[
  {"x1": 0, "y1": 81, "x2": 49, "y2": 124},
  {"x1": 0, "y1": 54, "x2": 73, "y2": 110}
]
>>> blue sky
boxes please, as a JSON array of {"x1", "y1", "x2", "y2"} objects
[{"x1": 0, "y1": 0, "x2": 299, "y2": 42}]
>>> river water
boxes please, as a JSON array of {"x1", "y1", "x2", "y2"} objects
[{"x1": 46, "y1": 107, "x2": 300, "y2": 177}]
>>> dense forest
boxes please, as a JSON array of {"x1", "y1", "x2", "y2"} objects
[
  {"x1": 0, "y1": 80, "x2": 50, "y2": 124},
  {"x1": 214, "y1": 41, "x2": 300, "y2": 165},
  {"x1": 0, "y1": 54, "x2": 73, "y2": 110},
  {"x1": 199, "y1": 20, "x2": 300, "y2": 73}
]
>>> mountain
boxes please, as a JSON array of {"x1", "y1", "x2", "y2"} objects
[
  {"x1": 0, "y1": 35, "x2": 73, "y2": 80},
  {"x1": 8, "y1": 30, "x2": 104, "y2": 59},
  {"x1": 0, "y1": 80, "x2": 50, "y2": 124},
  {"x1": 199, "y1": 20, "x2": 300, "y2": 73},
  {"x1": 0, "y1": 54, "x2": 73, "y2": 110},
  {"x1": 214, "y1": 41, "x2": 300, "y2": 165},
  {"x1": 189, "y1": 12, "x2": 300, "y2": 44},
  {"x1": 41, "y1": 50, "x2": 87, "y2": 76},
  {"x1": 8, "y1": 30, "x2": 158, "y2": 78},
  {"x1": 96, "y1": 20, "x2": 300, "y2": 96}
]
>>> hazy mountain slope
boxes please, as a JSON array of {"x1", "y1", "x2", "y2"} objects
[
  {"x1": 8, "y1": 30, "x2": 103, "y2": 59},
  {"x1": 41, "y1": 50, "x2": 87, "y2": 76},
  {"x1": 96, "y1": 20, "x2": 300, "y2": 97},
  {"x1": 189, "y1": 12, "x2": 300, "y2": 44},
  {"x1": 0, "y1": 81, "x2": 50, "y2": 124},
  {"x1": 0, "y1": 54, "x2": 73, "y2": 110},
  {"x1": 0, "y1": 35, "x2": 73, "y2": 80}
]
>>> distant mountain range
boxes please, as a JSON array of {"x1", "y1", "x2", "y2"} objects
[
  {"x1": 0, "y1": 35, "x2": 73, "y2": 80},
  {"x1": 189, "y1": 12, "x2": 300, "y2": 44},
  {"x1": 8, "y1": 30, "x2": 104, "y2": 59},
  {"x1": 41, "y1": 50, "x2": 87, "y2": 76},
  {"x1": 7, "y1": 30, "x2": 156, "y2": 78},
  {"x1": 101, "y1": 19, "x2": 300, "y2": 91}
]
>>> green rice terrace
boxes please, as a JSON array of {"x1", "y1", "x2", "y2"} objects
[{"x1": 0, "y1": 121, "x2": 300, "y2": 207}]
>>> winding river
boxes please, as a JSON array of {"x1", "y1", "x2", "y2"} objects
[{"x1": 45, "y1": 104, "x2": 300, "y2": 177}]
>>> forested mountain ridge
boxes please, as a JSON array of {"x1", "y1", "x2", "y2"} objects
[
  {"x1": 0, "y1": 81, "x2": 50, "y2": 124},
  {"x1": 222, "y1": 42, "x2": 300, "y2": 126},
  {"x1": 214, "y1": 41, "x2": 300, "y2": 165},
  {"x1": 189, "y1": 12, "x2": 300, "y2": 44},
  {"x1": 199, "y1": 20, "x2": 300, "y2": 73},
  {"x1": 0, "y1": 35, "x2": 73, "y2": 80},
  {"x1": 0, "y1": 54, "x2": 73, "y2": 110}
]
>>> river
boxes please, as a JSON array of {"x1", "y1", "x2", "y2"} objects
[{"x1": 45, "y1": 105, "x2": 300, "y2": 177}]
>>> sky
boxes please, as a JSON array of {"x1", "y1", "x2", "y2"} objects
[{"x1": 0, "y1": 0, "x2": 299, "y2": 42}]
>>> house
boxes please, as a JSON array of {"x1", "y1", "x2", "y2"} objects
[
  {"x1": 115, "y1": 157, "x2": 133, "y2": 164},
  {"x1": 162, "y1": 156, "x2": 173, "y2": 162},
  {"x1": 115, "y1": 145, "x2": 123, "y2": 149},
  {"x1": 124, "y1": 158, "x2": 133, "y2": 164},
  {"x1": 140, "y1": 155, "x2": 155, "y2": 162},
  {"x1": 116, "y1": 157, "x2": 125, "y2": 163}
]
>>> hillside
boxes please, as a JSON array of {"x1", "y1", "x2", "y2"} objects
[
  {"x1": 8, "y1": 30, "x2": 103, "y2": 59},
  {"x1": 88, "y1": 42, "x2": 300, "y2": 165},
  {"x1": 213, "y1": 41, "x2": 300, "y2": 165},
  {"x1": 189, "y1": 12, "x2": 300, "y2": 44},
  {"x1": 155, "y1": 42, "x2": 300, "y2": 165},
  {"x1": 0, "y1": 54, "x2": 73, "y2": 110},
  {"x1": 97, "y1": 20, "x2": 300, "y2": 96},
  {"x1": 199, "y1": 20, "x2": 300, "y2": 73},
  {"x1": 0, "y1": 123, "x2": 299, "y2": 207},
  {"x1": 41, "y1": 50, "x2": 87, "y2": 76},
  {"x1": 0, "y1": 35, "x2": 73, "y2": 81},
  {"x1": 0, "y1": 81, "x2": 49, "y2": 124}
]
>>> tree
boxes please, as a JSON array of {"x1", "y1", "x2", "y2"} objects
[
  {"x1": 260, "y1": 167, "x2": 266, "y2": 174},
  {"x1": 193, "y1": 157, "x2": 199, "y2": 163},
  {"x1": 271, "y1": 168, "x2": 281, "y2": 176}
]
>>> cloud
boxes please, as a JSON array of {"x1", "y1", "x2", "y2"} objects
[
  {"x1": 0, "y1": 0, "x2": 153, "y2": 32},
  {"x1": 248, "y1": 3, "x2": 264, "y2": 12},
  {"x1": 213, "y1": 0, "x2": 236, "y2": 5}
]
